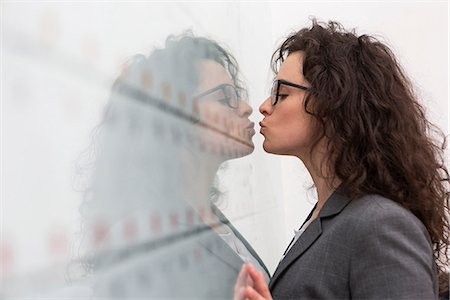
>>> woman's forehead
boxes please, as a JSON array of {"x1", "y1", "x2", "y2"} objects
[
  {"x1": 196, "y1": 59, "x2": 233, "y2": 91},
  {"x1": 277, "y1": 51, "x2": 306, "y2": 83}
]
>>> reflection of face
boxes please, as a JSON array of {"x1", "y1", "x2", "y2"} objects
[
  {"x1": 259, "y1": 51, "x2": 317, "y2": 158},
  {"x1": 195, "y1": 60, "x2": 254, "y2": 157}
]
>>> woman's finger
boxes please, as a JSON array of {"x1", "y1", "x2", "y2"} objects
[
  {"x1": 245, "y1": 264, "x2": 272, "y2": 299},
  {"x1": 243, "y1": 286, "x2": 264, "y2": 300},
  {"x1": 235, "y1": 264, "x2": 249, "y2": 293},
  {"x1": 234, "y1": 286, "x2": 246, "y2": 300}
]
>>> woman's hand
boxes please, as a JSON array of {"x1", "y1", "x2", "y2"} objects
[{"x1": 234, "y1": 263, "x2": 273, "y2": 300}]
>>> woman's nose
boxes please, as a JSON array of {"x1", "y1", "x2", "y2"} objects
[
  {"x1": 259, "y1": 97, "x2": 272, "y2": 116},
  {"x1": 238, "y1": 100, "x2": 253, "y2": 118}
]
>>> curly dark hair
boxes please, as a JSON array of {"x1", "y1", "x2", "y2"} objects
[{"x1": 272, "y1": 19, "x2": 449, "y2": 293}]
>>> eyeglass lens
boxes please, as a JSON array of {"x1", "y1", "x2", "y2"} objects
[{"x1": 224, "y1": 85, "x2": 239, "y2": 108}]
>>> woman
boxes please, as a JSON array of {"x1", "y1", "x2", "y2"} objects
[
  {"x1": 235, "y1": 20, "x2": 449, "y2": 299},
  {"x1": 77, "y1": 33, "x2": 269, "y2": 298}
]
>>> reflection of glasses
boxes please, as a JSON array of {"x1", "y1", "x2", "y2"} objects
[
  {"x1": 271, "y1": 79, "x2": 311, "y2": 106},
  {"x1": 193, "y1": 84, "x2": 239, "y2": 109}
]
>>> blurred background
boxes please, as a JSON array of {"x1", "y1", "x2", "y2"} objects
[{"x1": 1, "y1": 1, "x2": 448, "y2": 298}]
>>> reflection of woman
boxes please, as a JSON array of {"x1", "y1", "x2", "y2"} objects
[
  {"x1": 236, "y1": 20, "x2": 449, "y2": 299},
  {"x1": 80, "y1": 33, "x2": 269, "y2": 298}
]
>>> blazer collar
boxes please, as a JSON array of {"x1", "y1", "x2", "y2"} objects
[
  {"x1": 317, "y1": 185, "x2": 351, "y2": 219},
  {"x1": 269, "y1": 186, "x2": 352, "y2": 290}
]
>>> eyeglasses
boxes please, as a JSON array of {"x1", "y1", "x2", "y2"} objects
[
  {"x1": 271, "y1": 79, "x2": 311, "y2": 106},
  {"x1": 193, "y1": 84, "x2": 240, "y2": 108}
]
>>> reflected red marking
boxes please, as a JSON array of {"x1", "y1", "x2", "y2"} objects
[
  {"x1": 170, "y1": 212, "x2": 179, "y2": 229},
  {"x1": 149, "y1": 213, "x2": 162, "y2": 234},
  {"x1": 185, "y1": 209, "x2": 194, "y2": 226},
  {"x1": 81, "y1": 39, "x2": 99, "y2": 63},
  {"x1": 192, "y1": 100, "x2": 200, "y2": 115},
  {"x1": 212, "y1": 112, "x2": 219, "y2": 124},
  {"x1": 161, "y1": 82, "x2": 172, "y2": 101},
  {"x1": 123, "y1": 220, "x2": 137, "y2": 240},
  {"x1": 198, "y1": 206, "x2": 213, "y2": 223},
  {"x1": 178, "y1": 91, "x2": 186, "y2": 109},
  {"x1": 224, "y1": 117, "x2": 231, "y2": 132},
  {"x1": 203, "y1": 106, "x2": 210, "y2": 120},
  {"x1": 141, "y1": 71, "x2": 153, "y2": 90},
  {"x1": 198, "y1": 206, "x2": 206, "y2": 221},
  {"x1": 120, "y1": 63, "x2": 130, "y2": 78},
  {"x1": 94, "y1": 221, "x2": 109, "y2": 247},
  {"x1": 0, "y1": 241, "x2": 14, "y2": 277},
  {"x1": 38, "y1": 10, "x2": 59, "y2": 47},
  {"x1": 49, "y1": 230, "x2": 68, "y2": 255}
]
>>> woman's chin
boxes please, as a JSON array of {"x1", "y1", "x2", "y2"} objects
[
  {"x1": 262, "y1": 142, "x2": 286, "y2": 156},
  {"x1": 244, "y1": 143, "x2": 255, "y2": 155},
  {"x1": 262, "y1": 141, "x2": 272, "y2": 154}
]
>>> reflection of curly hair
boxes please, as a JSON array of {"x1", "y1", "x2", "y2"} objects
[
  {"x1": 74, "y1": 32, "x2": 244, "y2": 274},
  {"x1": 272, "y1": 19, "x2": 449, "y2": 293},
  {"x1": 111, "y1": 31, "x2": 247, "y2": 104}
]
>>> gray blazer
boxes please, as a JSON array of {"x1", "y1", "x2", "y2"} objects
[{"x1": 269, "y1": 187, "x2": 438, "y2": 299}]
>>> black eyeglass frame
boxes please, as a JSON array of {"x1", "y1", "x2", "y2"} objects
[
  {"x1": 271, "y1": 79, "x2": 312, "y2": 106},
  {"x1": 192, "y1": 83, "x2": 240, "y2": 109}
]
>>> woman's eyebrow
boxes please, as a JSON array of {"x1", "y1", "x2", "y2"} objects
[{"x1": 279, "y1": 83, "x2": 295, "y2": 92}]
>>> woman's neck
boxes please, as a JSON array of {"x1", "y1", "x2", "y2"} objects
[
  {"x1": 298, "y1": 142, "x2": 341, "y2": 219},
  {"x1": 179, "y1": 148, "x2": 223, "y2": 216}
]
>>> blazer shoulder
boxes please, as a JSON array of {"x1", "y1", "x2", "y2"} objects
[
  {"x1": 348, "y1": 194, "x2": 417, "y2": 219},
  {"x1": 344, "y1": 195, "x2": 438, "y2": 298},
  {"x1": 344, "y1": 194, "x2": 430, "y2": 239}
]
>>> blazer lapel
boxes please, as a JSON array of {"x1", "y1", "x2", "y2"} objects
[
  {"x1": 269, "y1": 186, "x2": 352, "y2": 290},
  {"x1": 269, "y1": 218, "x2": 322, "y2": 289},
  {"x1": 197, "y1": 228, "x2": 244, "y2": 273},
  {"x1": 282, "y1": 203, "x2": 317, "y2": 257},
  {"x1": 211, "y1": 205, "x2": 271, "y2": 279}
]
